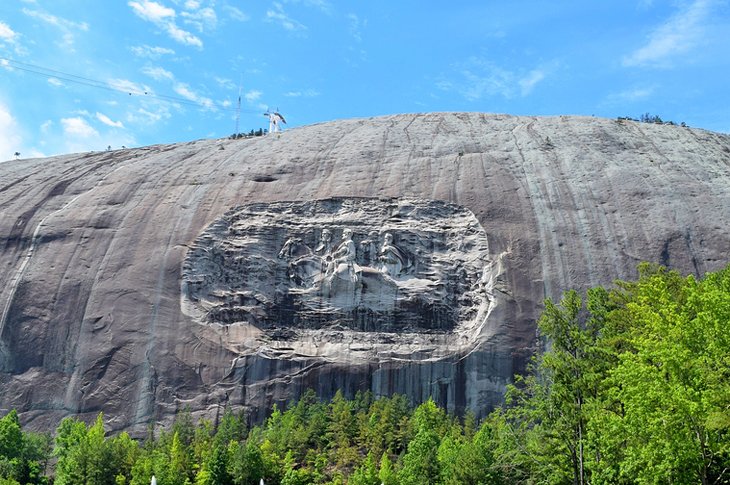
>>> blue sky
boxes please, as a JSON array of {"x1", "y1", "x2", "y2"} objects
[{"x1": 1, "y1": 0, "x2": 728, "y2": 159}]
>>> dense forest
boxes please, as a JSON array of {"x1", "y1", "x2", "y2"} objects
[{"x1": 1, "y1": 263, "x2": 728, "y2": 484}]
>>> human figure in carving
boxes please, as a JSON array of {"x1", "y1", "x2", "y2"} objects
[
  {"x1": 314, "y1": 228, "x2": 333, "y2": 256},
  {"x1": 358, "y1": 230, "x2": 380, "y2": 266},
  {"x1": 379, "y1": 232, "x2": 407, "y2": 277},
  {"x1": 326, "y1": 228, "x2": 359, "y2": 282}
]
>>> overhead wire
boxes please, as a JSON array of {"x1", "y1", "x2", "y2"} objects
[{"x1": 1, "y1": 57, "x2": 264, "y2": 114}]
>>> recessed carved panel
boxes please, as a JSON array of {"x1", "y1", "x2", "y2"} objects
[{"x1": 182, "y1": 198, "x2": 494, "y2": 337}]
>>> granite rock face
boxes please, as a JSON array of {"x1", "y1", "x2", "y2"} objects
[{"x1": 0, "y1": 113, "x2": 728, "y2": 433}]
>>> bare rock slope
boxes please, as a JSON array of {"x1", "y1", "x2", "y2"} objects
[{"x1": 1, "y1": 113, "x2": 728, "y2": 432}]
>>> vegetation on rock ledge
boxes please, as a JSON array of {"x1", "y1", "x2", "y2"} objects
[{"x1": 1, "y1": 263, "x2": 728, "y2": 484}]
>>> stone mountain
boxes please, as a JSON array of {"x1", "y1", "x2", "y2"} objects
[{"x1": 1, "y1": 112, "x2": 728, "y2": 433}]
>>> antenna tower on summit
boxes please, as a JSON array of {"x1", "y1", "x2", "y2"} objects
[{"x1": 234, "y1": 77, "x2": 242, "y2": 136}]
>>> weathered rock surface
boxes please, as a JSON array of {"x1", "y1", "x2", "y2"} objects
[{"x1": 0, "y1": 113, "x2": 728, "y2": 433}]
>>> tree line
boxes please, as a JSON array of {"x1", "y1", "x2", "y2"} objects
[{"x1": 1, "y1": 262, "x2": 728, "y2": 484}]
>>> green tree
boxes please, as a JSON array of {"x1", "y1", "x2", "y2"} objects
[
  {"x1": 377, "y1": 452, "x2": 396, "y2": 485},
  {"x1": 53, "y1": 416, "x2": 88, "y2": 485},
  {"x1": 230, "y1": 439, "x2": 264, "y2": 485},
  {"x1": 494, "y1": 288, "x2": 612, "y2": 484},
  {"x1": 599, "y1": 264, "x2": 730, "y2": 484},
  {"x1": 0, "y1": 411, "x2": 23, "y2": 460},
  {"x1": 326, "y1": 390, "x2": 358, "y2": 469},
  {"x1": 348, "y1": 452, "x2": 379, "y2": 485},
  {"x1": 397, "y1": 400, "x2": 446, "y2": 485}
]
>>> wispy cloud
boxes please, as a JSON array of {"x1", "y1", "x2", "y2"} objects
[
  {"x1": 223, "y1": 5, "x2": 249, "y2": 22},
  {"x1": 128, "y1": 0, "x2": 203, "y2": 48},
  {"x1": 244, "y1": 90, "x2": 262, "y2": 102},
  {"x1": 266, "y1": 3, "x2": 307, "y2": 32},
  {"x1": 347, "y1": 13, "x2": 365, "y2": 42},
  {"x1": 0, "y1": 21, "x2": 18, "y2": 43},
  {"x1": 61, "y1": 117, "x2": 99, "y2": 138},
  {"x1": 142, "y1": 65, "x2": 175, "y2": 81},
  {"x1": 96, "y1": 112, "x2": 125, "y2": 128},
  {"x1": 214, "y1": 76, "x2": 236, "y2": 90},
  {"x1": 128, "y1": 0, "x2": 175, "y2": 22},
  {"x1": 0, "y1": 102, "x2": 23, "y2": 162},
  {"x1": 623, "y1": 0, "x2": 715, "y2": 67},
  {"x1": 174, "y1": 83, "x2": 214, "y2": 109},
  {"x1": 109, "y1": 78, "x2": 151, "y2": 95},
  {"x1": 21, "y1": 7, "x2": 89, "y2": 50},
  {"x1": 166, "y1": 23, "x2": 203, "y2": 47},
  {"x1": 519, "y1": 69, "x2": 545, "y2": 97},
  {"x1": 608, "y1": 86, "x2": 656, "y2": 103},
  {"x1": 130, "y1": 44, "x2": 176, "y2": 59},
  {"x1": 0, "y1": 21, "x2": 29, "y2": 56},
  {"x1": 286, "y1": 0, "x2": 332, "y2": 15},
  {"x1": 56, "y1": 114, "x2": 135, "y2": 153},
  {"x1": 638, "y1": 0, "x2": 655, "y2": 9},
  {"x1": 284, "y1": 89, "x2": 320, "y2": 98},
  {"x1": 21, "y1": 8, "x2": 89, "y2": 31},
  {"x1": 127, "y1": 105, "x2": 172, "y2": 125},
  {"x1": 181, "y1": 6, "x2": 217, "y2": 32},
  {"x1": 47, "y1": 77, "x2": 63, "y2": 87},
  {"x1": 440, "y1": 57, "x2": 553, "y2": 100}
]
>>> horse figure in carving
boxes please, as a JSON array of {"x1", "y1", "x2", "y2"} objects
[{"x1": 278, "y1": 237, "x2": 327, "y2": 287}]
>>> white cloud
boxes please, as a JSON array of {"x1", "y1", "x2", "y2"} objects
[
  {"x1": 96, "y1": 112, "x2": 125, "y2": 128},
  {"x1": 142, "y1": 65, "x2": 175, "y2": 81},
  {"x1": 288, "y1": 0, "x2": 332, "y2": 14},
  {"x1": 623, "y1": 0, "x2": 715, "y2": 67},
  {"x1": 21, "y1": 7, "x2": 88, "y2": 50},
  {"x1": 48, "y1": 77, "x2": 63, "y2": 87},
  {"x1": 610, "y1": 86, "x2": 656, "y2": 102},
  {"x1": 174, "y1": 83, "x2": 214, "y2": 109},
  {"x1": 244, "y1": 90, "x2": 262, "y2": 102},
  {"x1": 22, "y1": 8, "x2": 89, "y2": 31},
  {"x1": 128, "y1": 1, "x2": 203, "y2": 48},
  {"x1": 108, "y1": 78, "x2": 152, "y2": 96},
  {"x1": 166, "y1": 23, "x2": 203, "y2": 47},
  {"x1": 55, "y1": 115, "x2": 135, "y2": 153},
  {"x1": 127, "y1": 106, "x2": 171, "y2": 125},
  {"x1": 440, "y1": 57, "x2": 555, "y2": 100},
  {"x1": 284, "y1": 89, "x2": 320, "y2": 98},
  {"x1": 181, "y1": 6, "x2": 217, "y2": 32},
  {"x1": 0, "y1": 102, "x2": 23, "y2": 162},
  {"x1": 131, "y1": 44, "x2": 176, "y2": 58},
  {"x1": 638, "y1": 0, "x2": 655, "y2": 9},
  {"x1": 0, "y1": 21, "x2": 18, "y2": 42},
  {"x1": 266, "y1": 3, "x2": 307, "y2": 32},
  {"x1": 214, "y1": 76, "x2": 236, "y2": 90},
  {"x1": 519, "y1": 69, "x2": 545, "y2": 96},
  {"x1": 223, "y1": 5, "x2": 249, "y2": 22},
  {"x1": 347, "y1": 13, "x2": 364, "y2": 42},
  {"x1": 61, "y1": 117, "x2": 98, "y2": 138},
  {"x1": 128, "y1": 0, "x2": 175, "y2": 22}
]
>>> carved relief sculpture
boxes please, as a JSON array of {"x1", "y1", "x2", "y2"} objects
[{"x1": 181, "y1": 197, "x2": 504, "y2": 357}]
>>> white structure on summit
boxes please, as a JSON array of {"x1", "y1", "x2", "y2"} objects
[{"x1": 265, "y1": 109, "x2": 286, "y2": 134}]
